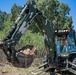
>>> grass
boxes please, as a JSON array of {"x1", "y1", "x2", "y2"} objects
[
  {"x1": 0, "y1": 63, "x2": 37, "y2": 75},
  {"x1": 0, "y1": 63, "x2": 50, "y2": 75}
]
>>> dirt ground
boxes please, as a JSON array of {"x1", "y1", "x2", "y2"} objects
[
  {"x1": 0, "y1": 63, "x2": 50, "y2": 75},
  {"x1": 0, "y1": 50, "x2": 50, "y2": 75}
]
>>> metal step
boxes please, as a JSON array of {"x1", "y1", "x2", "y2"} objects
[
  {"x1": 31, "y1": 66, "x2": 52, "y2": 75},
  {"x1": 31, "y1": 66, "x2": 51, "y2": 75},
  {"x1": 68, "y1": 68, "x2": 76, "y2": 75},
  {"x1": 68, "y1": 61, "x2": 76, "y2": 67}
]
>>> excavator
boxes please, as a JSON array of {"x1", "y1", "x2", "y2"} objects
[{"x1": 0, "y1": 0, "x2": 76, "y2": 75}]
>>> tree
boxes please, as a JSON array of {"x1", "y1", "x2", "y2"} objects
[
  {"x1": 0, "y1": 10, "x2": 7, "y2": 30},
  {"x1": 11, "y1": 4, "x2": 22, "y2": 22},
  {"x1": 29, "y1": 0, "x2": 73, "y2": 31},
  {"x1": 54, "y1": 3, "x2": 73, "y2": 29}
]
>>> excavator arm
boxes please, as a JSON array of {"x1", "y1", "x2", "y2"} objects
[{"x1": 0, "y1": 1, "x2": 55, "y2": 67}]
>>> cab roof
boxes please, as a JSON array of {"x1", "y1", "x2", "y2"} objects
[{"x1": 54, "y1": 29, "x2": 69, "y2": 37}]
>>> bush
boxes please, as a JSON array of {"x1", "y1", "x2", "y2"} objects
[{"x1": 16, "y1": 30, "x2": 45, "y2": 57}]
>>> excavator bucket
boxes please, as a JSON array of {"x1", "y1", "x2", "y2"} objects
[
  {"x1": 11, "y1": 45, "x2": 37, "y2": 68},
  {"x1": 0, "y1": 43, "x2": 37, "y2": 68}
]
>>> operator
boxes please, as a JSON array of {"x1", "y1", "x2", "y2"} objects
[{"x1": 60, "y1": 35, "x2": 67, "y2": 52}]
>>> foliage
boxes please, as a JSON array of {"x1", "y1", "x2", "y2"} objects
[
  {"x1": 11, "y1": 3, "x2": 22, "y2": 22},
  {"x1": 16, "y1": 30, "x2": 44, "y2": 56},
  {"x1": 0, "y1": 10, "x2": 7, "y2": 30},
  {"x1": 31, "y1": 0, "x2": 73, "y2": 30},
  {"x1": 55, "y1": 3, "x2": 73, "y2": 29}
]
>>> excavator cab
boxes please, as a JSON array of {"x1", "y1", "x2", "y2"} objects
[
  {"x1": 54, "y1": 28, "x2": 76, "y2": 74},
  {"x1": 55, "y1": 28, "x2": 76, "y2": 55},
  {"x1": 55, "y1": 28, "x2": 69, "y2": 55}
]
